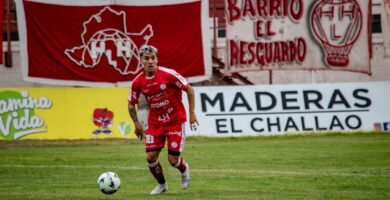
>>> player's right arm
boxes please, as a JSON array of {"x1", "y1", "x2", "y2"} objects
[
  {"x1": 128, "y1": 102, "x2": 145, "y2": 140},
  {"x1": 128, "y1": 79, "x2": 145, "y2": 140}
]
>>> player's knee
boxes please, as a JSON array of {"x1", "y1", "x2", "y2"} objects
[
  {"x1": 168, "y1": 158, "x2": 178, "y2": 167},
  {"x1": 146, "y1": 156, "x2": 157, "y2": 164},
  {"x1": 146, "y1": 151, "x2": 160, "y2": 163},
  {"x1": 168, "y1": 155, "x2": 179, "y2": 166}
]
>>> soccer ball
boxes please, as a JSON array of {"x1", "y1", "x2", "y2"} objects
[{"x1": 97, "y1": 172, "x2": 121, "y2": 195}]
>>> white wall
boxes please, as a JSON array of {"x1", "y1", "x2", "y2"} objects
[{"x1": 3, "y1": 42, "x2": 388, "y2": 87}]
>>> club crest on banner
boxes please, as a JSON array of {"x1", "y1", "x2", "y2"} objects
[
  {"x1": 64, "y1": 6, "x2": 153, "y2": 75},
  {"x1": 310, "y1": 0, "x2": 362, "y2": 67}
]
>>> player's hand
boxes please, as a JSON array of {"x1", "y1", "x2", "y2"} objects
[
  {"x1": 189, "y1": 112, "x2": 199, "y2": 131},
  {"x1": 134, "y1": 122, "x2": 145, "y2": 141}
]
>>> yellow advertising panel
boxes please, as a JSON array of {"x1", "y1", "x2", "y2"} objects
[{"x1": 0, "y1": 88, "x2": 136, "y2": 140}]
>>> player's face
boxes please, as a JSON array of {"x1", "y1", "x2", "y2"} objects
[{"x1": 141, "y1": 52, "x2": 158, "y2": 77}]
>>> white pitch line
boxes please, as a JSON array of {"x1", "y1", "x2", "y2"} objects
[
  {"x1": 194, "y1": 168, "x2": 390, "y2": 177},
  {"x1": 0, "y1": 164, "x2": 388, "y2": 177}
]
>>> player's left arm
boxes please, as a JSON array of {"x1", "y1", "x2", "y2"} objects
[
  {"x1": 185, "y1": 85, "x2": 199, "y2": 131},
  {"x1": 166, "y1": 67, "x2": 199, "y2": 130}
]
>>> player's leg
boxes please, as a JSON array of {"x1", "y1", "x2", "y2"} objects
[
  {"x1": 166, "y1": 122, "x2": 190, "y2": 189},
  {"x1": 145, "y1": 133, "x2": 168, "y2": 195},
  {"x1": 168, "y1": 153, "x2": 190, "y2": 189},
  {"x1": 146, "y1": 150, "x2": 165, "y2": 185}
]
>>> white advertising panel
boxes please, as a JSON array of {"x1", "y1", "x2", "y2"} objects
[{"x1": 189, "y1": 82, "x2": 390, "y2": 136}]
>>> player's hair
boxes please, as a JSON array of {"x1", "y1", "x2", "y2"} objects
[{"x1": 139, "y1": 45, "x2": 158, "y2": 57}]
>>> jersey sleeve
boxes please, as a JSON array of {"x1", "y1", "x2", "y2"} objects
[
  {"x1": 128, "y1": 80, "x2": 141, "y2": 104},
  {"x1": 166, "y1": 68, "x2": 189, "y2": 90}
]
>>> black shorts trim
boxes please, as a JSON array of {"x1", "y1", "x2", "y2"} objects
[
  {"x1": 146, "y1": 148, "x2": 162, "y2": 153},
  {"x1": 168, "y1": 149, "x2": 181, "y2": 156}
]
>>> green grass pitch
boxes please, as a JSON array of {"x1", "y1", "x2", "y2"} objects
[{"x1": 0, "y1": 132, "x2": 390, "y2": 199}]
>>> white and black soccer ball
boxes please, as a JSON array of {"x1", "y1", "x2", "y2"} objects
[{"x1": 97, "y1": 172, "x2": 121, "y2": 195}]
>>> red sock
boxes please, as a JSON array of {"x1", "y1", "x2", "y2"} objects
[
  {"x1": 148, "y1": 160, "x2": 165, "y2": 184},
  {"x1": 174, "y1": 157, "x2": 187, "y2": 173}
]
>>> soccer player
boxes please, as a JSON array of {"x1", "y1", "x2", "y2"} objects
[{"x1": 127, "y1": 45, "x2": 199, "y2": 195}]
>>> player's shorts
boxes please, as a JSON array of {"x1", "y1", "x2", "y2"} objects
[{"x1": 144, "y1": 122, "x2": 186, "y2": 155}]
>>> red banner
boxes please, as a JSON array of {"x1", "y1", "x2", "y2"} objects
[{"x1": 15, "y1": 0, "x2": 211, "y2": 86}]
